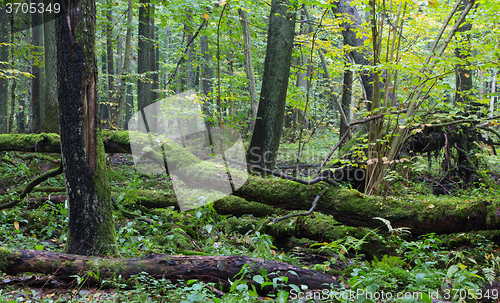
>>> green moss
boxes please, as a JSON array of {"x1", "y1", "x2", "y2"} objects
[
  {"x1": 0, "y1": 133, "x2": 61, "y2": 150},
  {"x1": 92, "y1": 130, "x2": 117, "y2": 255},
  {"x1": 107, "y1": 169, "x2": 127, "y2": 182},
  {"x1": 0, "y1": 247, "x2": 18, "y2": 271}
]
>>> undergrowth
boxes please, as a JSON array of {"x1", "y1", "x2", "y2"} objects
[{"x1": 0, "y1": 152, "x2": 500, "y2": 302}]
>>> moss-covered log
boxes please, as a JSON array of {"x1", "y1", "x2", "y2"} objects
[
  {"x1": 235, "y1": 176, "x2": 500, "y2": 237},
  {"x1": 3, "y1": 131, "x2": 500, "y2": 236},
  {"x1": 0, "y1": 248, "x2": 336, "y2": 290}
]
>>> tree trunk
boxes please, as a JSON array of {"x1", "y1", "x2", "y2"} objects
[
  {"x1": 454, "y1": 1, "x2": 473, "y2": 104},
  {"x1": 30, "y1": 3, "x2": 43, "y2": 133},
  {"x1": 124, "y1": 84, "x2": 133, "y2": 129},
  {"x1": 200, "y1": 34, "x2": 214, "y2": 144},
  {"x1": 18, "y1": 16, "x2": 30, "y2": 134},
  {"x1": 185, "y1": 12, "x2": 196, "y2": 90},
  {"x1": 247, "y1": 0, "x2": 296, "y2": 170},
  {"x1": 491, "y1": 68, "x2": 497, "y2": 118},
  {"x1": 331, "y1": 0, "x2": 373, "y2": 106},
  {"x1": 100, "y1": 52, "x2": 109, "y2": 122},
  {"x1": 106, "y1": 0, "x2": 116, "y2": 125},
  {"x1": 0, "y1": 4, "x2": 8, "y2": 134},
  {"x1": 0, "y1": 248, "x2": 336, "y2": 291},
  {"x1": 137, "y1": 0, "x2": 151, "y2": 114},
  {"x1": 116, "y1": 0, "x2": 133, "y2": 129},
  {"x1": 7, "y1": 13, "x2": 15, "y2": 134},
  {"x1": 42, "y1": 0, "x2": 59, "y2": 134},
  {"x1": 238, "y1": 8, "x2": 258, "y2": 133},
  {"x1": 340, "y1": 68, "x2": 352, "y2": 145},
  {"x1": 55, "y1": 0, "x2": 116, "y2": 256},
  {"x1": 149, "y1": 5, "x2": 158, "y2": 102}
]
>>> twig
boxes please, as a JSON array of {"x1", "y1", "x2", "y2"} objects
[
  {"x1": 270, "y1": 186, "x2": 328, "y2": 223},
  {"x1": 165, "y1": 18, "x2": 208, "y2": 87}
]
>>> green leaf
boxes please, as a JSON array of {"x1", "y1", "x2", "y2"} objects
[
  {"x1": 415, "y1": 273, "x2": 425, "y2": 288},
  {"x1": 35, "y1": 245, "x2": 43, "y2": 250},
  {"x1": 252, "y1": 275, "x2": 265, "y2": 285},
  {"x1": 447, "y1": 265, "x2": 458, "y2": 278}
]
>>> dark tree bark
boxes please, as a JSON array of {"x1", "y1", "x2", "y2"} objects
[
  {"x1": 30, "y1": 1, "x2": 43, "y2": 133},
  {"x1": 100, "y1": 51, "x2": 109, "y2": 121},
  {"x1": 331, "y1": 0, "x2": 373, "y2": 105},
  {"x1": 137, "y1": 0, "x2": 151, "y2": 113},
  {"x1": 124, "y1": 84, "x2": 133, "y2": 129},
  {"x1": 42, "y1": 0, "x2": 59, "y2": 134},
  {"x1": 55, "y1": 0, "x2": 116, "y2": 255},
  {"x1": 247, "y1": 0, "x2": 296, "y2": 169},
  {"x1": 340, "y1": 68, "x2": 352, "y2": 144},
  {"x1": 149, "y1": 4, "x2": 158, "y2": 102},
  {"x1": 106, "y1": 0, "x2": 116, "y2": 124},
  {"x1": 0, "y1": 4, "x2": 8, "y2": 134},
  {"x1": 0, "y1": 249, "x2": 336, "y2": 291},
  {"x1": 17, "y1": 16, "x2": 30, "y2": 133}
]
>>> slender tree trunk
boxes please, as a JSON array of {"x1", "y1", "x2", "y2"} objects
[
  {"x1": 340, "y1": 67, "x2": 352, "y2": 146},
  {"x1": 185, "y1": 12, "x2": 196, "y2": 90},
  {"x1": 55, "y1": 0, "x2": 116, "y2": 256},
  {"x1": 30, "y1": 4, "x2": 43, "y2": 133},
  {"x1": 42, "y1": 0, "x2": 59, "y2": 134},
  {"x1": 331, "y1": 0, "x2": 374, "y2": 106},
  {"x1": 116, "y1": 0, "x2": 133, "y2": 129},
  {"x1": 491, "y1": 68, "x2": 497, "y2": 118},
  {"x1": 0, "y1": 4, "x2": 8, "y2": 134},
  {"x1": 137, "y1": 0, "x2": 151, "y2": 113},
  {"x1": 106, "y1": 0, "x2": 116, "y2": 125},
  {"x1": 124, "y1": 84, "x2": 133, "y2": 129},
  {"x1": 247, "y1": 0, "x2": 296, "y2": 170},
  {"x1": 116, "y1": 36, "x2": 123, "y2": 76},
  {"x1": 200, "y1": 35, "x2": 213, "y2": 114},
  {"x1": 149, "y1": 5, "x2": 158, "y2": 102},
  {"x1": 100, "y1": 52, "x2": 109, "y2": 122},
  {"x1": 7, "y1": 13, "x2": 15, "y2": 134},
  {"x1": 238, "y1": 9, "x2": 258, "y2": 133},
  {"x1": 18, "y1": 16, "x2": 30, "y2": 133}
]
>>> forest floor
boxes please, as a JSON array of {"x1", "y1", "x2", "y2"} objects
[{"x1": 1, "y1": 138, "x2": 500, "y2": 302}]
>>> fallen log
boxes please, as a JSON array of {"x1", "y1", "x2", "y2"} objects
[
  {"x1": 0, "y1": 248, "x2": 337, "y2": 291},
  {"x1": 3, "y1": 132, "x2": 500, "y2": 236}
]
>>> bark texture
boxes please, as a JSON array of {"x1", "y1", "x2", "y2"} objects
[
  {"x1": 137, "y1": 0, "x2": 151, "y2": 113},
  {"x1": 0, "y1": 248, "x2": 337, "y2": 290},
  {"x1": 238, "y1": 9, "x2": 258, "y2": 132},
  {"x1": 331, "y1": 0, "x2": 373, "y2": 104},
  {"x1": 30, "y1": 2, "x2": 43, "y2": 133},
  {"x1": 247, "y1": 0, "x2": 296, "y2": 169},
  {"x1": 56, "y1": 0, "x2": 116, "y2": 256},
  {"x1": 116, "y1": 0, "x2": 133, "y2": 129},
  {"x1": 42, "y1": 0, "x2": 59, "y2": 134},
  {"x1": 0, "y1": 4, "x2": 8, "y2": 134}
]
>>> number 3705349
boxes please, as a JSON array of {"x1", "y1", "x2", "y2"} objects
[
  {"x1": 443, "y1": 288, "x2": 498, "y2": 300},
  {"x1": 5, "y1": 2, "x2": 60, "y2": 14}
]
